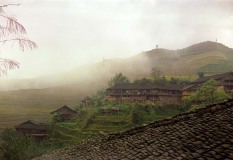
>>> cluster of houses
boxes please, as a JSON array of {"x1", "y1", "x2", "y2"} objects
[
  {"x1": 15, "y1": 105, "x2": 78, "y2": 140},
  {"x1": 14, "y1": 72, "x2": 233, "y2": 139},
  {"x1": 106, "y1": 72, "x2": 233, "y2": 105}
]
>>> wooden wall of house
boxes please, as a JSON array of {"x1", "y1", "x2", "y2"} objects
[
  {"x1": 59, "y1": 113, "x2": 77, "y2": 121},
  {"x1": 16, "y1": 128, "x2": 48, "y2": 135},
  {"x1": 159, "y1": 96, "x2": 180, "y2": 105},
  {"x1": 181, "y1": 91, "x2": 194, "y2": 100},
  {"x1": 221, "y1": 78, "x2": 233, "y2": 92}
]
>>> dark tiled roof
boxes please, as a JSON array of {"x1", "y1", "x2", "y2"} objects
[
  {"x1": 107, "y1": 83, "x2": 184, "y2": 91},
  {"x1": 191, "y1": 72, "x2": 233, "y2": 84},
  {"x1": 15, "y1": 120, "x2": 49, "y2": 130},
  {"x1": 181, "y1": 84, "x2": 199, "y2": 91},
  {"x1": 35, "y1": 99, "x2": 233, "y2": 160},
  {"x1": 50, "y1": 105, "x2": 77, "y2": 114}
]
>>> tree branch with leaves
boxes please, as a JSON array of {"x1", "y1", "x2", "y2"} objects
[{"x1": 0, "y1": 3, "x2": 37, "y2": 76}]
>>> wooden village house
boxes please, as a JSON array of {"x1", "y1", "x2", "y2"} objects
[
  {"x1": 101, "y1": 107, "x2": 120, "y2": 116},
  {"x1": 106, "y1": 72, "x2": 233, "y2": 105},
  {"x1": 189, "y1": 71, "x2": 233, "y2": 93},
  {"x1": 15, "y1": 120, "x2": 49, "y2": 139},
  {"x1": 106, "y1": 83, "x2": 183, "y2": 105},
  {"x1": 181, "y1": 84, "x2": 200, "y2": 100},
  {"x1": 51, "y1": 105, "x2": 78, "y2": 121}
]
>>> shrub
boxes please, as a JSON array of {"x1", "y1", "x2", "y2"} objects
[
  {"x1": 0, "y1": 128, "x2": 44, "y2": 160},
  {"x1": 131, "y1": 111, "x2": 143, "y2": 125},
  {"x1": 181, "y1": 79, "x2": 232, "y2": 111},
  {"x1": 81, "y1": 108, "x2": 98, "y2": 129},
  {"x1": 131, "y1": 103, "x2": 144, "y2": 125},
  {"x1": 51, "y1": 113, "x2": 62, "y2": 123}
]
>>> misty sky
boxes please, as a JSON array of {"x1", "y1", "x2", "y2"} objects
[{"x1": 1, "y1": 0, "x2": 233, "y2": 79}]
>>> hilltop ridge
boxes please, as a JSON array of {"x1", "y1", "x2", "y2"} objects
[
  {"x1": 179, "y1": 41, "x2": 232, "y2": 54},
  {"x1": 133, "y1": 41, "x2": 233, "y2": 75}
]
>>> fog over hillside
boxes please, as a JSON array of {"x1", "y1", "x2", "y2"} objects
[
  {"x1": 1, "y1": 0, "x2": 232, "y2": 80},
  {"x1": 1, "y1": 41, "x2": 233, "y2": 93},
  {"x1": 1, "y1": 40, "x2": 233, "y2": 127}
]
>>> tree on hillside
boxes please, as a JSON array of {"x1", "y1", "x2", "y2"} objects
[
  {"x1": 170, "y1": 77, "x2": 192, "y2": 84},
  {"x1": 182, "y1": 79, "x2": 231, "y2": 110},
  {"x1": 0, "y1": 4, "x2": 37, "y2": 75},
  {"x1": 92, "y1": 89, "x2": 106, "y2": 107},
  {"x1": 151, "y1": 67, "x2": 162, "y2": 81},
  {"x1": 133, "y1": 78, "x2": 153, "y2": 85},
  {"x1": 131, "y1": 103, "x2": 143, "y2": 125},
  {"x1": 197, "y1": 72, "x2": 204, "y2": 78},
  {"x1": 151, "y1": 67, "x2": 168, "y2": 84},
  {"x1": 108, "y1": 73, "x2": 130, "y2": 87}
]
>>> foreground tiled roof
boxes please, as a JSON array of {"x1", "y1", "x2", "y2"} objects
[{"x1": 35, "y1": 100, "x2": 233, "y2": 160}]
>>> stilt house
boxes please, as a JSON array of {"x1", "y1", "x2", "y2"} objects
[
  {"x1": 15, "y1": 120, "x2": 49, "y2": 139},
  {"x1": 51, "y1": 105, "x2": 78, "y2": 121}
]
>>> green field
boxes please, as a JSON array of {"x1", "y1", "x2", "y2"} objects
[{"x1": 0, "y1": 88, "x2": 85, "y2": 129}]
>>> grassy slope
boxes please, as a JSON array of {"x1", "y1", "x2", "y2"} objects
[
  {"x1": 178, "y1": 42, "x2": 233, "y2": 73},
  {"x1": 141, "y1": 42, "x2": 233, "y2": 75},
  {"x1": 178, "y1": 51, "x2": 229, "y2": 73}
]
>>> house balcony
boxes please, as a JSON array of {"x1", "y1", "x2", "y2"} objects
[
  {"x1": 107, "y1": 92, "x2": 180, "y2": 97},
  {"x1": 222, "y1": 82, "x2": 233, "y2": 86}
]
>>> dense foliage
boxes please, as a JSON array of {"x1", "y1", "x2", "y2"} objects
[
  {"x1": 182, "y1": 79, "x2": 231, "y2": 110},
  {"x1": 0, "y1": 128, "x2": 46, "y2": 160},
  {"x1": 151, "y1": 67, "x2": 163, "y2": 82},
  {"x1": 169, "y1": 77, "x2": 192, "y2": 84},
  {"x1": 131, "y1": 103, "x2": 144, "y2": 125},
  {"x1": 92, "y1": 90, "x2": 107, "y2": 107}
]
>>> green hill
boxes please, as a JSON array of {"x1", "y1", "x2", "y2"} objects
[{"x1": 105, "y1": 41, "x2": 233, "y2": 76}]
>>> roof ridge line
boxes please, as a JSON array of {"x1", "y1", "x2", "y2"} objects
[{"x1": 107, "y1": 99, "x2": 233, "y2": 140}]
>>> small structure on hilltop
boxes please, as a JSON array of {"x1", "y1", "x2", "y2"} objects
[
  {"x1": 15, "y1": 120, "x2": 49, "y2": 140},
  {"x1": 101, "y1": 107, "x2": 120, "y2": 116},
  {"x1": 51, "y1": 105, "x2": 78, "y2": 121}
]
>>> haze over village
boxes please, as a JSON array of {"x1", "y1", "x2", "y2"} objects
[
  {"x1": 0, "y1": 0, "x2": 232, "y2": 160},
  {"x1": 1, "y1": 0, "x2": 233, "y2": 80}
]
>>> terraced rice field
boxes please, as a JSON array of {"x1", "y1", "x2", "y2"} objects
[{"x1": 0, "y1": 87, "x2": 87, "y2": 129}]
